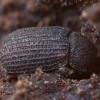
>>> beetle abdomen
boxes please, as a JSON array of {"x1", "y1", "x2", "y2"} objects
[
  {"x1": 1, "y1": 27, "x2": 70, "y2": 74},
  {"x1": 69, "y1": 32, "x2": 97, "y2": 72}
]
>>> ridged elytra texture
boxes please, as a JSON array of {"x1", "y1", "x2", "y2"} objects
[
  {"x1": 1, "y1": 27, "x2": 70, "y2": 74},
  {"x1": 69, "y1": 32, "x2": 97, "y2": 72}
]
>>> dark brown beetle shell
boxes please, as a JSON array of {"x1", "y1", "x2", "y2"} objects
[
  {"x1": 0, "y1": 26, "x2": 97, "y2": 74},
  {"x1": 1, "y1": 27, "x2": 70, "y2": 74},
  {"x1": 69, "y1": 32, "x2": 97, "y2": 72}
]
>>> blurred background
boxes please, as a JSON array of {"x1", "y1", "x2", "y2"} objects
[{"x1": 0, "y1": 0, "x2": 85, "y2": 48}]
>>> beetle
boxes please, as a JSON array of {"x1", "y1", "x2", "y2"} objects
[{"x1": 0, "y1": 26, "x2": 97, "y2": 78}]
